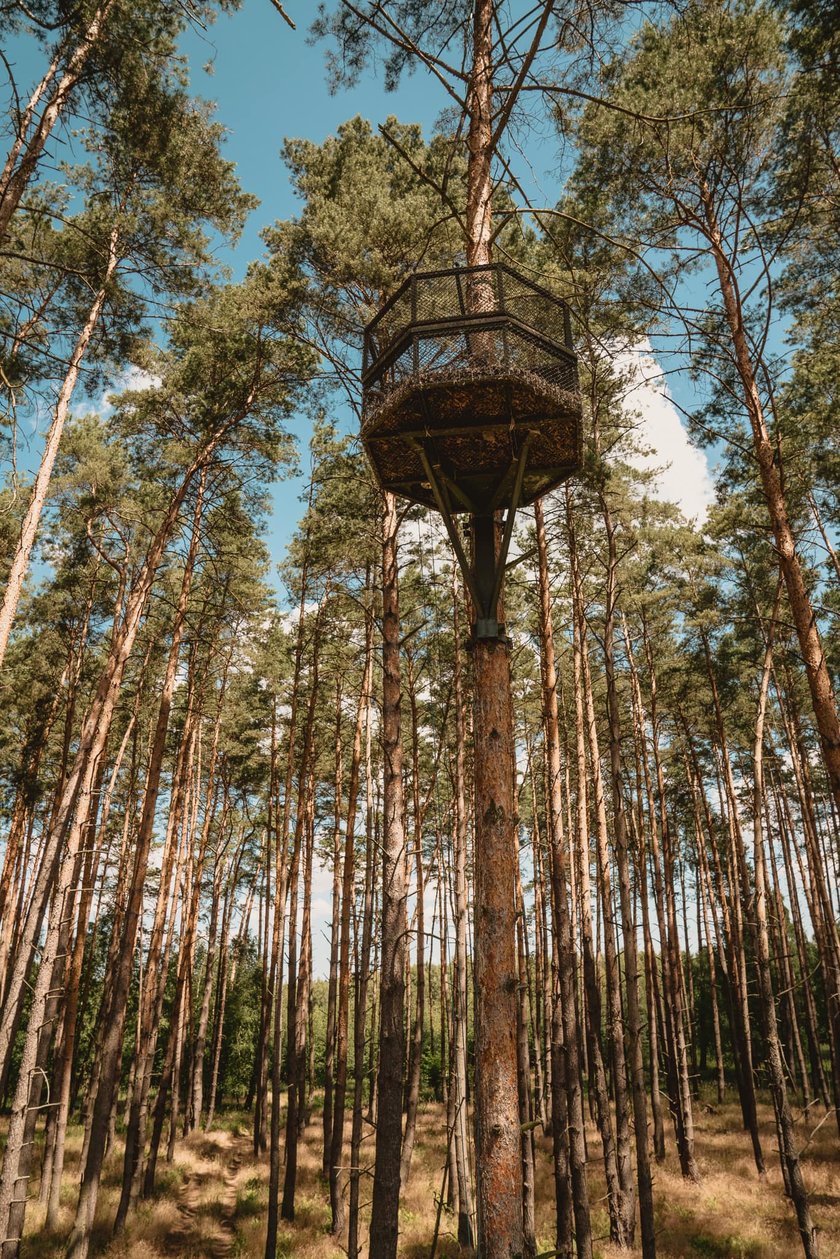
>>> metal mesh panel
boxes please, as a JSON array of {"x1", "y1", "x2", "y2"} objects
[
  {"x1": 365, "y1": 324, "x2": 578, "y2": 421},
  {"x1": 363, "y1": 263, "x2": 574, "y2": 380},
  {"x1": 505, "y1": 327, "x2": 579, "y2": 392}
]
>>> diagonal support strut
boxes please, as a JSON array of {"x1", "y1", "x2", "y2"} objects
[{"x1": 413, "y1": 433, "x2": 533, "y2": 639}]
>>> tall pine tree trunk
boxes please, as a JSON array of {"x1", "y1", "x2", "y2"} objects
[
  {"x1": 535, "y1": 497, "x2": 592, "y2": 1259},
  {"x1": 567, "y1": 495, "x2": 627, "y2": 1246},
  {"x1": 703, "y1": 187, "x2": 840, "y2": 816},
  {"x1": 750, "y1": 582, "x2": 819, "y2": 1259},
  {"x1": 0, "y1": 0, "x2": 116, "y2": 240},
  {"x1": 329, "y1": 600, "x2": 373, "y2": 1237},
  {"x1": 0, "y1": 221, "x2": 120, "y2": 667},
  {"x1": 369, "y1": 492, "x2": 408, "y2": 1259}
]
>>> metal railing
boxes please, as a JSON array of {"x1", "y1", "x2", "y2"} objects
[{"x1": 361, "y1": 263, "x2": 576, "y2": 404}]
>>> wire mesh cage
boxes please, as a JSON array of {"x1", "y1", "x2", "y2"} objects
[{"x1": 361, "y1": 263, "x2": 582, "y2": 512}]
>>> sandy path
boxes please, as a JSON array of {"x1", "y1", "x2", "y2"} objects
[{"x1": 162, "y1": 1130, "x2": 246, "y2": 1258}]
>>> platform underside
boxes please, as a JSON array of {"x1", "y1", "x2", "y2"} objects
[{"x1": 361, "y1": 367, "x2": 582, "y2": 512}]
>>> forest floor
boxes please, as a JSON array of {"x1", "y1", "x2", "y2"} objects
[{"x1": 19, "y1": 1096, "x2": 840, "y2": 1259}]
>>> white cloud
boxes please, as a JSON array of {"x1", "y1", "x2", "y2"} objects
[
  {"x1": 612, "y1": 341, "x2": 715, "y2": 525},
  {"x1": 72, "y1": 364, "x2": 162, "y2": 421}
]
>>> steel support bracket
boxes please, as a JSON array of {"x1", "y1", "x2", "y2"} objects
[{"x1": 410, "y1": 433, "x2": 532, "y2": 643}]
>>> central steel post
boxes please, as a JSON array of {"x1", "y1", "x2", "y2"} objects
[{"x1": 472, "y1": 513, "x2": 502, "y2": 640}]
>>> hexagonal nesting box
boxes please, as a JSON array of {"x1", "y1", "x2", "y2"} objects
[{"x1": 361, "y1": 263, "x2": 582, "y2": 513}]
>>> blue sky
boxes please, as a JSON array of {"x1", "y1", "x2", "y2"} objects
[
  {"x1": 179, "y1": 3, "x2": 627, "y2": 575},
  {"x1": 6, "y1": 1, "x2": 721, "y2": 588},
  {"x1": 183, "y1": 4, "x2": 713, "y2": 571},
  {"x1": 3, "y1": 2, "x2": 452, "y2": 576},
  {"x1": 178, "y1": 2, "x2": 459, "y2": 570},
  {"x1": 181, "y1": 3, "x2": 443, "y2": 276}
]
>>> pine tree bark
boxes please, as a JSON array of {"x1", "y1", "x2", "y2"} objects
[
  {"x1": 0, "y1": 221, "x2": 121, "y2": 668},
  {"x1": 0, "y1": 1, "x2": 116, "y2": 241},
  {"x1": 471, "y1": 545, "x2": 525, "y2": 1259},
  {"x1": 369, "y1": 491, "x2": 408, "y2": 1259},
  {"x1": 750, "y1": 582, "x2": 819, "y2": 1259},
  {"x1": 566, "y1": 495, "x2": 627, "y2": 1246},
  {"x1": 464, "y1": 16, "x2": 525, "y2": 1248},
  {"x1": 535, "y1": 497, "x2": 592, "y2": 1259},
  {"x1": 596, "y1": 498, "x2": 656, "y2": 1256},
  {"x1": 329, "y1": 600, "x2": 373, "y2": 1237},
  {"x1": 702, "y1": 186, "x2": 840, "y2": 816},
  {"x1": 68, "y1": 482, "x2": 205, "y2": 1256},
  {"x1": 451, "y1": 575, "x2": 476, "y2": 1248}
]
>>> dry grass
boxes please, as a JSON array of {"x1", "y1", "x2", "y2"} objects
[{"x1": 18, "y1": 1095, "x2": 840, "y2": 1259}]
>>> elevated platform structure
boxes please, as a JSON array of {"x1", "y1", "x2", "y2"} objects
[{"x1": 361, "y1": 263, "x2": 582, "y2": 514}]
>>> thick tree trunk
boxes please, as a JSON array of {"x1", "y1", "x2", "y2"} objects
[
  {"x1": 464, "y1": 6, "x2": 525, "y2": 1250},
  {"x1": 471, "y1": 577, "x2": 525, "y2": 1259},
  {"x1": 451, "y1": 576, "x2": 476, "y2": 1248}
]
